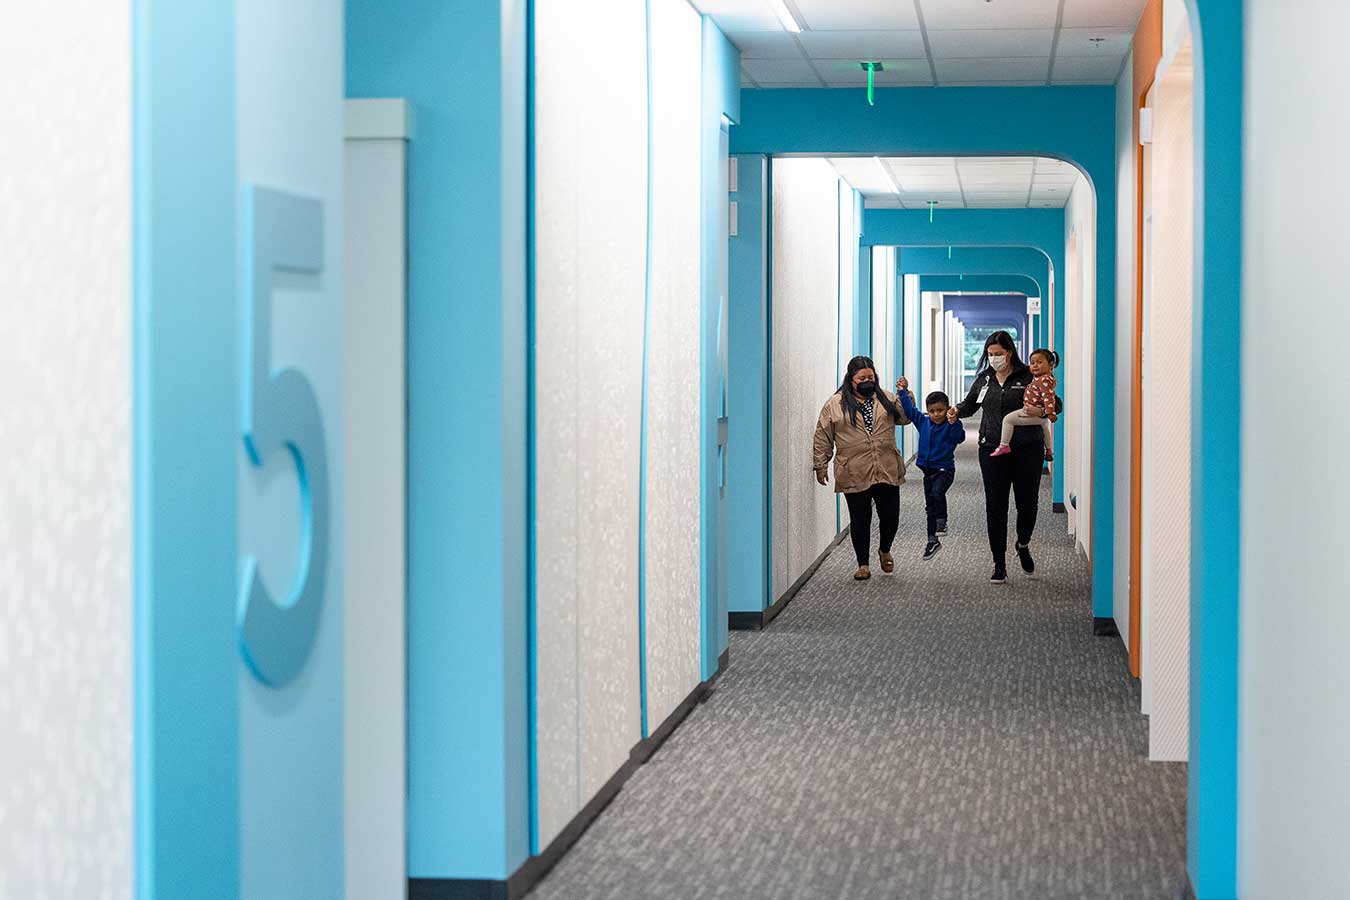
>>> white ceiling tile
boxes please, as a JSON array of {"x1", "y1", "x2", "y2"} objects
[
  {"x1": 1056, "y1": 27, "x2": 1135, "y2": 57},
  {"x1": 817, "y1": 58, "x2": 933, "y2": 86},
  {"x1": 1060, "y1": 0, "x2": 1149, "y2": 29},
  {"x1": 920, "y1": 0, "x2": 1061, "y2": 30},
  {"x1": 1050, "y1": 54, "x2": 1124, "y2": 82},
  {"x1": 754, "y1": 82, "x2": 827, "y2": 88},
  {"x1": 864, "y1": 198, "x2": 904, "y2": 209},
  {"x1": 828, "y1": 157, "x2": 899, "y2": 194},
  {"x1": 688, "y1": 0, "x2": 782, "y2": 32},
  {"x1": 793, "y1": 0, "x2": 921, "y2": 30},
  {"x1": 742, "y1": 57, "x2": 821, "y2": 83},
  {"x1": 895, "y1": 174, "x2": 963, "y2": 188},
  {"x1": 886, "y1": 157, "x2": 957, "y2": 172},
  {"x1": 943, "y1": 80, "x2": 1049, "y2": 87},
  {"x1": 1034, "y1": 157, "x2": 1079, "y2": 173},
  {"x1": 728, "y1": 31, "x2": 806, "y2": 59},
  {"x1": 927, "y1": 28, "x2": 1056, "y2": 59},
  {"x1": 797, "y1": 29, "x2": 927, "y2": 58},
  {"x1": 963, "y1": 190, "x2": 1030, "y2": 201},
  {"x1": 934, "y1": 57, "x2": 1051, "y2": 83},
  {"x1": 966, "y1": 200, "x2": 1029, "y2": 208},
  {"x1": 1032, "y1": 174, "x2": 1080, "y2": 189}
]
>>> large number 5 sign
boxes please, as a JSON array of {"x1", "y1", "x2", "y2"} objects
[{"x1": 238, "y1": 185, "x2": 329, "y2": 687}]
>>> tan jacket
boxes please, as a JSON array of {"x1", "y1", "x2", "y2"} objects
[{"x1": 813, "y1": 390, "x2": 909, "y2": 494}]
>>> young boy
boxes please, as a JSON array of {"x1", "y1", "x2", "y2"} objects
[{"x1": 896, "y1": 378, "x2": 966, "y2": 560}]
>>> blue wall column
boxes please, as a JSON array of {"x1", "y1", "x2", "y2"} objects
[
  {"x1": 1186, "y1": 1, "x2": 1242, "y2": 897},
  {"x1": 346, "y1": 0, "x2": 530, "y2": 882},
  {"x1": 133, "y1": 1, "x2": 241, "y2": 895},
  {"x1": 700, "y1": 19, "x2": 739, "y2": 672},
  {"x1": 727, "y1": 154, "x2": 769, "y2": 615}
]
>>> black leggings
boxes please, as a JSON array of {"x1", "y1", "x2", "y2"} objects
[
  {"x1": 978, "y1": 445, "x2": 1042, "y2": 565},
  {"x1": 843, "y1": 483, "x2": 900, "y2": 566}
]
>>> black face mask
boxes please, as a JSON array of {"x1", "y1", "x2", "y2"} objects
[{"x1": 856, "y1": 380, "x2": 877, "y2": 397}]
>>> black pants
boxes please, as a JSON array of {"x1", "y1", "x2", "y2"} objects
[
  {"x1": 919, "y1": 467, "x2": 955, "y2": 539},
  {"x1": 844, "y1": 483, "x2": 900, "y2": 566},
  {"x1": 978, "y1": 445, "x2": 1042, "y2": 565}
]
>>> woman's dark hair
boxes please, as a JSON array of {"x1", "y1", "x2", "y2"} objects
[
  {"x1": 1030, "y1": 347, "x2": 1060, "y2": 368},
  {"x1": 975, "y1": 330, "x2": 1027, "y2": 375},
  {"x1": 837, "y1": 355, "x2": 904, "y2": 427}
]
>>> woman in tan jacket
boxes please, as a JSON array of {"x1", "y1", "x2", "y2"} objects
[{"x1": 813, "y1": 355, "x2": 910, "y2": 580}]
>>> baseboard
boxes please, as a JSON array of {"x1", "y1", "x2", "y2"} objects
[
  {"x1": 1093, "y1": 616, "x2": 1121, "y2": 638},
  {"x1": 729, "y1": 527, "x2": 850, "y2": 630},
  {"x1": 411, "y1": 669, "x2": 722, "y2": 899},
  {"x1": 1053, "y1": 501, "x2": 1067, "y2": 513}
]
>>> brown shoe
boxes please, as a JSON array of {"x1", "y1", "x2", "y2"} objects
[
  {"x1": 853, "y1": 565, "x2": 871, "y2": 580},
  {"x1": 879, "y1": 552, "x2": 894, "y2": 574}
]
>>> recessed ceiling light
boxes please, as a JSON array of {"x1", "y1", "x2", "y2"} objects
[{"x1": 768, "y1": 0, "x2": 802, "y2": 33}]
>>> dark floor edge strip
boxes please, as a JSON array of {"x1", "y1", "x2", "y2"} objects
[
  {"x1": 1093, "y1": 616, "x2": 1121, "y2": 638},
  {"x1": 410, "y1": 662, "x2": 728, "y2": 900},
  {"x1": 729, "y1": 527, "x2": 851, "y2": 631}
]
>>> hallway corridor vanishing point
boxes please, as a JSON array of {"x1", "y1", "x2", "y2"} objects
[{"x1": 528, "y1": 424, "x2": 1187, "y2": 900}]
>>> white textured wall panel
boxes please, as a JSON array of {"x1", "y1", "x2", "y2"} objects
[
  {"x1": 0, "y1": 5, "x2": 132, "y2": 896},
  {"x1": 1242, "y1": 2, "x2": 1350, "y2": 894},
  {"x1": 642, "y1": 0, "x2": 703, "y2": 733},
  {"x1": 1113, "y1": 52, "x2": 1135, "y2": 646},
  {"x1": 535, "y1": 0, "x2": 647, "y2": 847},
  {"x1": 1064, "y1": 176, "x2": 1095, "y2": 555},
  {"x1": 771, "y1": 159, "x2": 841, "y2": 599},
  {"x1": 1143, "y1": 52, "x2": 1191, "y2": 762},
  {"x1": 901, "y1": 274, "x2": 921, "y2": 462}
]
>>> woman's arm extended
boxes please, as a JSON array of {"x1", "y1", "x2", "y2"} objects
[{"x1": 954, "y1": 375, "x2": 984, "y2": 419}]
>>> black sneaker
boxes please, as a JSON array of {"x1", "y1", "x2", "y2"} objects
[
  {"x1": 1015, "y1": 542, "x2": 1036, "y2": 575},
  {"x1": 923, "y1": 539, "x2": 942, "y2": 561},
  {"x1": 990, "y1": 564, "x2": 1008, "y2": 585},
  {"x1": 935, "y1": 519, "x2": 948, "y2": 536}
]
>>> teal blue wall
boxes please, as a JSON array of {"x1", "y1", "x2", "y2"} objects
[
  {"x1": 732, "y1": 82, "x2": 1116, "y2": 624},
  {"x1": 133, "y1": 1, "x2": 241, "y2": 896},
  {"x1": 700, "y1": 18, "x2": 739, "y2": 670},
  {"x1": 728, "y1": 155, "x2": 769, "y2": 614},
  {"x1": 346, "y1": 0, "x2": 530, "y2": 880},
  {"x1": 1187, "y1": 2, "x2": 1242, "y2": 896}
]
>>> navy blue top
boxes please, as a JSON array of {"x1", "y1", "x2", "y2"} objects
[{"x1": 898, "y1": 391, "x2": 967, "y2": 471}]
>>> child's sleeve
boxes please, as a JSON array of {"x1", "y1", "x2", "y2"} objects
[{"x1": 897, "y1": 389, "x2": 921, "y2": 426}]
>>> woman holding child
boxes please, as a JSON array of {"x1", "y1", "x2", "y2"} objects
[{"x1": 951, "y1": 331, "x2": 1059, "y2": 585}]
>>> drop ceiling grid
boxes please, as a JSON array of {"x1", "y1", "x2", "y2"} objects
[
  {"x1": 829, "y1": 155, "x2": 1079, "y2": 209},
  {"x1": 716, "y1": 0, "x2": 1148, "y2": 88}
]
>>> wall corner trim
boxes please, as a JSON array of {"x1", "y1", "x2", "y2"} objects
[{"x1": 345, "y1": 98, "x2": 413, "y2": 141}]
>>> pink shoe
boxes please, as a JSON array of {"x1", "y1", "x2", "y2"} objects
[{"x1": 990, "y1": 444, "x2": 1012, "y2": 457}]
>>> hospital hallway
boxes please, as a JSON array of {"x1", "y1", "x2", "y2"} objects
[{"x1": 528, "y1": 422, "x2": 1187, "y2": 900}]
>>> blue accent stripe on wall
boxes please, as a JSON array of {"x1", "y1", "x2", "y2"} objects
[
  {"x1": 133, "y1": 0, "x2": 241, "y2": 896},
  {"x1": 1187, "y1": 1, "x2": 1242, "y2": 895},
  {"x1": 637, "y1": 0, "x2": 654, "y2": 739},
  {"x1": 525, "y1": 0, "x2": 540, "y2": 855}
]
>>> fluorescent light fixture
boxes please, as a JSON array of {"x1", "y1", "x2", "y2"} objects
[{"x1": 768, "y1": 0, "x2": 802, "y2": 33}]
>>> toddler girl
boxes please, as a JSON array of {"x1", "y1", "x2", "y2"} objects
[{"x1": 990, "y1": 348, "x2": 1058, "y2": 461}]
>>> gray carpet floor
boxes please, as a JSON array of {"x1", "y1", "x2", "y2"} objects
[{"x1": 527, "y1": 430, "x2": 1188, "y2": 900}]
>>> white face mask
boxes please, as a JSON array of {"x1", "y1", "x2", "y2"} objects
[{"x1": 988, "y1": 354, "x2": 1009, "y2": 372}]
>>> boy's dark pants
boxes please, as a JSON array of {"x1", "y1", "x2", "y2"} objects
[{"x1": 920, "y1": 466, "x2": 955, "y2": 539}]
